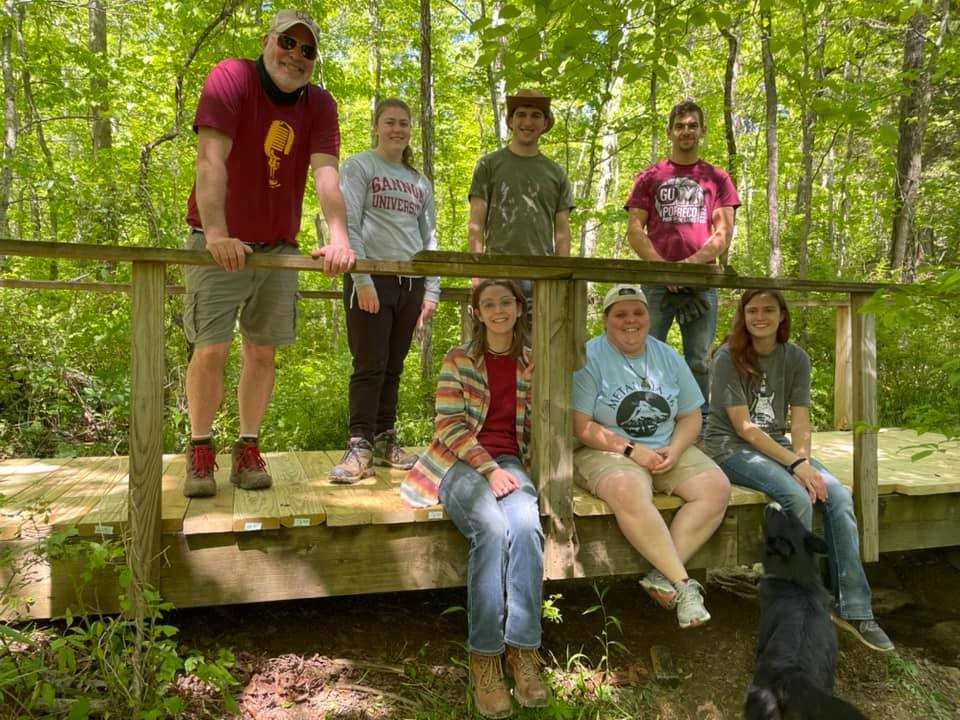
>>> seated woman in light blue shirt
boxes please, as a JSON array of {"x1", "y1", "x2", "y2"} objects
[{"x1": 572, "y1": 285, "x2": 730, "y2": 629}]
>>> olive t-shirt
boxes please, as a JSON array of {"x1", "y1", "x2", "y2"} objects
[{"x1": 468, "y1": 147, "x2": 574, "y2": 256}]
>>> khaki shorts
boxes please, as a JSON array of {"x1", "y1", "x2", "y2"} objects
[
  {"x1": 574, "y1": 444, "x2": 719, "y2": 497},
  {"x1": 183, "y1": 229, "x2": 300, "y2": 348}
]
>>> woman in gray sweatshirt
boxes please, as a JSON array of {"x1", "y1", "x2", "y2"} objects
[{"x1": 329, "y1": 98, "x2": 441, "y2": 483}]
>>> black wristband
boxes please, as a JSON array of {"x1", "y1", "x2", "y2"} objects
[
  {"x1": 788, "y1": 457, "x2": 808, "y2": 474},
  {"x1": 623, "y1": 442, "x2": 635, "y2": 458}
]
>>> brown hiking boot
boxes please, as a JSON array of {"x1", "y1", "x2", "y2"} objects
[
  {"x1": 469, "y1": 653, "x2": 513, "y2": 718},
  {"x1": 328, "y1": 437, "x2": 375, "y2": 484},
  {"x1": 505, "y1": 646, "x2": 550, "y2": 708},
  {"x1": 372, "y1": 429, "x2": 418, "y2": 470},
  {"x1": 183, "y1": 442, "x2": 218, "y2": 498},
  {"x1": 230, "y1": 440, "x2": 272, "y2": 490}
]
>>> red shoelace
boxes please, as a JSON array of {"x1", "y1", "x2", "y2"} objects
[
  {"x1": 236, "y1": 443, "x2": 267, "y2": 471},
  {"x1": 190, "y1": 444, "x2": 218, "y2": 478}
]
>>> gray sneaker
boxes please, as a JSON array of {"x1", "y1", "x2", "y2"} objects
[
  {"x1": 372, "y1": 430, "x2": 418, "y2": 470},
  {"x1": 640, "y1": 569, "x2": 678, "y2": 609},
  {"x1": 674, "y1": 578, "x2": 710, "y2": 629},
  {"x1": 329, "y1": 437, "x2": 375, "y2": 484},
  {"x1": 832, "y1": 616, "x2": 894, "y2": 652}
]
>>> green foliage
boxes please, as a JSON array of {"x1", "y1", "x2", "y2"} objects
[
  {"x1": 1, "y1": 0, "x2": 958, "y2": 456},
  {"x1": 0, "y1": 524, "x2": 237, "y2": 719},
  {"x1": 862, "y1": 269, "x2": 960, "y2": 438},
  {"x1": 581, "y1": 582, "x2": 629, "y2": 676}
]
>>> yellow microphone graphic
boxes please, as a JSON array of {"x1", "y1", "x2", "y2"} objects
[{"x1": 264, "y1": 120, "x2": 295, "y2": 188}]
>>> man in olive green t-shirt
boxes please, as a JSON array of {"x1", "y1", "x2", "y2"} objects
[{"x1": 467, "y1": 89, "x2": 574, "y2": 288}]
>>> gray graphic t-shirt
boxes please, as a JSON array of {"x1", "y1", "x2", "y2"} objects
[
  {"x1": 468, "y1": 147, "x2": 574, "y2": 256},
  {"x1": 703, "y1": 342, "x2": 811, "y2": 463}
]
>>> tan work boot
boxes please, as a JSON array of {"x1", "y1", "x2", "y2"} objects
[
  {"x1": 230, "y1": 440, "x2": 272, "y2": 490},
  {"x1": 469, "y1": 653, "x2": 513, "y2": 719},
  {"x1": 328, "y1": 437, "x2": 375, "y2": 484},
  {"x1": 183, "y1": 442, "x2": 218, "y2": 498},
  {"x1": 505, "y1": 646, "x2": 550, "y2": 708},
  {"x1": 372, "y1": 429, "x2": 418, "y2": 469}
]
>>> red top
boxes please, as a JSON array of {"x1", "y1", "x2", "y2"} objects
[
  {"x1": 185, "y1": 58, "x2": 340, "y2": 245},
  {"x1": 477, "y1": 352, "x2": 521, "y2": 459},
  {"x1": 624, "y1": 159, "x2": 740, "y2": 262}
]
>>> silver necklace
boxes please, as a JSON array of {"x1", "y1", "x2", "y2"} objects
[{"x1": 619, "y1": 348, "x2": 651, "y2": 390}]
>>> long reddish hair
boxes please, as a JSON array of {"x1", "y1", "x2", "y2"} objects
[{"x1": 728, "y1": 289, "x2": 791, "y2": 378}]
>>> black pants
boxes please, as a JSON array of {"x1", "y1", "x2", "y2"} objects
[{"x1": 344, "y1": 274, "x2": 425, "y2": 441}]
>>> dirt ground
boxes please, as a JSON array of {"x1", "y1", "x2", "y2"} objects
[{"x1": 173, "y1": 549, "x2": 960, "y2": 719}]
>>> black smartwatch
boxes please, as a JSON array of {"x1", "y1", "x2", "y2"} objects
[
  {"x1": 623, "y1": 442, "x2": 635, "y2": 458},
  {"x1": 788, "y1": 457, "x2": 808, "y2": 475}
]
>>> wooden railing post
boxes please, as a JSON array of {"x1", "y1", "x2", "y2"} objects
[
  {"x1": 850, "y1": 292, "x2": 879, "y2": 562},
  {"x1": 533, "y1": 279, "x2": 584, "y2": 579},
  {"x1": 129, "y1": 261, "x2": 165, "y2": 609},
  {"x1": 833, "y1": 303, "x2": 852, "y2": 430}
]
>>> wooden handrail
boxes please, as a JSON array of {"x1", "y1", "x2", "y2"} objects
[{"x1": 0, "y1": 238, "x2": 887, "y2": 602}]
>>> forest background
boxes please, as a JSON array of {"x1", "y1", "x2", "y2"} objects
[{"x1": 0, "y1": 0, "x2": 957, "y2": 459}]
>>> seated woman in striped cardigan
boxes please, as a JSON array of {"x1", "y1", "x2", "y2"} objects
[{"x1": 401, "y1": 278, "x2": 547, "y2": 719}]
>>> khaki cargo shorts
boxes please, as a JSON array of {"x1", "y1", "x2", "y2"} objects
[
  {"x1": 574, "y1": 444, "x2": 719, "y2": 497},
  {"x1": 183, "y1": 229, "x2": 300, "y2": 348}
]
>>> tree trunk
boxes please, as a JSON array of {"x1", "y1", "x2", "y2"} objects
[
  {"x1": 580, "y1": 12, "x2": 630, "y2": 259},
  {"x1": 418, "y1": 0, "x2": 435, "y2": 382},
  {"x1": 480, "y1": 0, "x2": 505, "y2": 144},
  {"x1": 889, "y1": 3, "x2": 948, "y2": 280},
  {"x1": 720, "y1": 20, "x2": 741, "y2": 267},
  {"x1": 761, "y1": 8, "x2": 781, "y2": 277},
  {"x1": 794, "y1": 15, "x2": 826, "y2": 281},
  {"x1": 0, "y1": 0, "x2": 16, "y2": 255},
  {"x1": 648, "y1": 68, "x2": 658, "y2": 164},
  {"x1": 368, "y1": 0, "x2": 382, "y2": 118},
  {"x1": 89, "y1": 0, "x2": 111, "y2": 155}
]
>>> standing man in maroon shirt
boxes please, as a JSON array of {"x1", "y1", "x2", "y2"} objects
[
  {"x1": 182, "y1": 9, "x2": 355, "y2": 498},
  {"x1": 624, "y1": 100, "x2": 740, "y2": 424}
]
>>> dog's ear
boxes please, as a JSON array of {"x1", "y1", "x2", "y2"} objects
[{"x1": 804, "y1": 533, "x2": 829, "y2": 556}]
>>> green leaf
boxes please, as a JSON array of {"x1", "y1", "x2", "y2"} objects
[
  {"x1": 0, "y1": 623, "x2": 33, "y2": 644},
  {"x1": 877, "y1": 123, "x2": 899, "y2": 146},
  {"x1": 68, "y1": 697, "x2": 91, "y2": 720}
]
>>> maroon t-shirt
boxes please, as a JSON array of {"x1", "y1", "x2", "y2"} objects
[
  {"x1": 624, "y1": 159, "x2": 740, "y2": 261},
  {"x1": 477, "y1": 352, "x2": 521, "y2": 459},
  {"x1": 185, "y1": 58, "x2": 340, "y2": 246}
]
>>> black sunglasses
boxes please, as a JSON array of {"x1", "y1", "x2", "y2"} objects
[{"x1": 276, "y1": 33, "x2": 318, "y2": 61}]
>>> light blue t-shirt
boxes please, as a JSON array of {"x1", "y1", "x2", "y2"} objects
[{"x1": 573, "y1": 334, "x2": 704, "y2": 449}]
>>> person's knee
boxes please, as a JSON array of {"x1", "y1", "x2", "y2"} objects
[
  {"x1": 689, "y1": 358, "x2": 709, "y2": 380},
  {"x1": 241, "y1": 341, "x2": 276, "y2": 369},
  {"x1": 779, "y1": 487, "x2": 814, "y2": 528},
  {"x1": 600, "y1": 471, "x2": 652, "y2": 511},
  {"x1": 190, "y1": 342, "x2": 230, "y2": 371},
  {"x1": 702, "y1": 469, "x2": 732, "y2": 509},
  {"x1": 476, "y1": 514, "x2": 510, "y2": 548}
]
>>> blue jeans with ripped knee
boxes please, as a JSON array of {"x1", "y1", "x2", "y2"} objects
[
  {"x1": 719, "y1": 447, "x2": 874, "y2": 620},
  {"x1": 439, "y1": 455, "x2": 544, "y2": 655}
]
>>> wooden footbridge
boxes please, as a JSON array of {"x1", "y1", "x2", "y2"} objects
[{"x1": 1, "y1": 239, "x2": 958, "y2": 619}]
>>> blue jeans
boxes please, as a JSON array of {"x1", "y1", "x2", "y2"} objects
[
  {"x1": 439, "y1": 455, "x2": 544, "y2": 655},
  {"x1": 642, "y1": 284, "x2": 718, "y2": 417},
  {"x1": 718, "y1": 448, "x2": 874, "y2": 620}
]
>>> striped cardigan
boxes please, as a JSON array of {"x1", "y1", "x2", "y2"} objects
[{"x1": 400, "y1": 344, "x2": 532, "y2": 507}]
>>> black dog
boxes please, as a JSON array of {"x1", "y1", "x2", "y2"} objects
[{"x1": 744, "y1": 503, "x2": 867, "y2": 720}]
